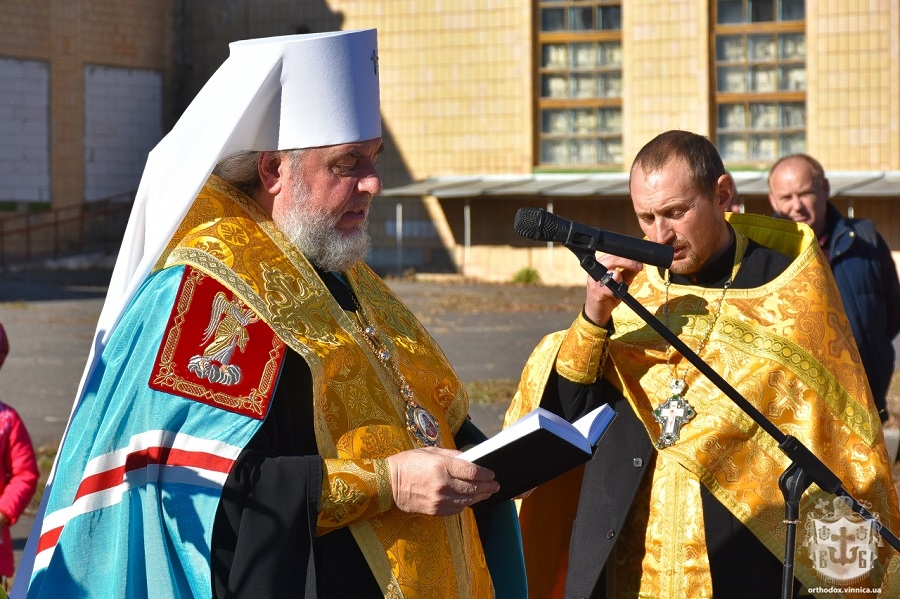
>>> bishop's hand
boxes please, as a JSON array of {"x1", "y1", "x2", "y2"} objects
[{"x1": 386, "y1": 446, "x2": 499, "y2": 516}]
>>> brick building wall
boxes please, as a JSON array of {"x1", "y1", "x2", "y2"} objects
[
  {"x1": 1, "y1": 1, "x2": 899, "y2": 281},
  {"x1": 0, "y1": 0, "x2": 174, "y2": 209}
]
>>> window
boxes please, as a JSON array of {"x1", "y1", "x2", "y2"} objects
[
  {"x1": 713, "y1": 0, "x2": 806, "y2": 164},
  {"x1": 537, "y1": 1, "x2": 623, "y2": 167}
]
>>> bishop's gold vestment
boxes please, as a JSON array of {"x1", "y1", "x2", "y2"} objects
[{"x1": 156, "y1": 175, "x2": 494, "y2": 598}]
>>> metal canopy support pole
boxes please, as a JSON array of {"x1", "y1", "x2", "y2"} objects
[
  {"x1": 463, "y1": 200, "x2": 471, "y2": 276},
  {"x1": 395, "y1": 201, "x2": 403, "y2": 275}
]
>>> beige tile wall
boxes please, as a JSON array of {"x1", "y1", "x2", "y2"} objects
[
  {"x1": 3, "y1": 0, "x2": 899, "y2": 243},
  {"x1": 808, "y1": 0, "x2": 900, "y2": 169},
  {"x1": 622, "y1": 0, "x2": 712, "y2": 166},
  {"x1": 330, "y1": 0, "x2": 534, "y2": 183}
]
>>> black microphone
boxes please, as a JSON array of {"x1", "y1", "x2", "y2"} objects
[{"x1": 513, "y1": 207, "x2": 674, "y2": 268}]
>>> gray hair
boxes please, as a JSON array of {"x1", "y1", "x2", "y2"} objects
[
  {"x1": 213, "y1": 151, "x2": 262, "y2": 197},
  {"x1": 212, "y1": 149, "x2": 308, "y2": 198}
]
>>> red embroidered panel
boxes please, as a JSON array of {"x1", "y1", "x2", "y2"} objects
[{"x1": 149, "y1": 266, "x2": 286, "y2": 419}]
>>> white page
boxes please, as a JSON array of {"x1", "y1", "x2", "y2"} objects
[
  {"x1": 572, "y1": 404, "x2": 615, "y2": 445},
  {"x1": 458, "y1": 407, "x2": 589, "y2": 463}
]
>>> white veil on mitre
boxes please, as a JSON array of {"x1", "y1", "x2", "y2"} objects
[
  {"x1": 101, "y1": 28, "x2": 381, "y2": 362},
  {"x1": 13, "y1": 30, "x2": 381, "y2": 595}
]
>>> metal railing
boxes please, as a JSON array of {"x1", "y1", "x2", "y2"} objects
[{"x1": 0, "y1": 193, "x2": 134, "y2": 269}]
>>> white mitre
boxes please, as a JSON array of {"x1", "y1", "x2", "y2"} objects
[{"x1": 99, "y1": 28, "x2": 381, "y2": 361}]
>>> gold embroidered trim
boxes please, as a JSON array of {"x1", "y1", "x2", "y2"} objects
[
  {"x1": 150, "y1": 266, "x2": 283, "y2": 416},
  {"x1": 374, "y1": 458, "x2": 393, "y2": 513},
  {"x1": 446, "y1": 506, "x2": 476, "y2": 599},
  {"x1": 350, "y1": 521, "x2": 404, "y2": 599},
  {"x1": 556, "y1": 314, "x2": 610, "y2": 384},
  {"x1": 717, "y1": 317, "x2": 878, "y2": 444},
  {"x1": 318, "y1": 459, "x2": 384, "y2": 532}
]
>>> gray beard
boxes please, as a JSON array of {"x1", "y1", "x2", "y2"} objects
[{"x1": 276, "y1": 196, "x2": 371, "y2": 273}]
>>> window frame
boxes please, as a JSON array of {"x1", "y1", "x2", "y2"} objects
[
  {"x1": 535, "y1": 1, "x2": 624, "y2": 170},
  {"x1": 710, "y1": 2, "x2": 807, "y2": 167}
]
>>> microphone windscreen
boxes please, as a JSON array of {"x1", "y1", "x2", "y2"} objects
[
  {"x1": 513, "y1": 207, "x2": 543, "y2": 239},
  {"x1": 514, "y1": 207, "x2": 565, "y2": 241}
]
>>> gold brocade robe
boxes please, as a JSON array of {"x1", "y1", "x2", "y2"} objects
[
  {"x1": 508, "y1": 213, "x2": 900, "y2": 599},
  {"x1": 154, "y1": 175, "x2": 493, "y2": 598}
]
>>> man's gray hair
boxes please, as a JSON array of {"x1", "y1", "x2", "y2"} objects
[
  {"x1": 213, "y1": 149, "x2": 307, "y2": 198},
  {"x1": 213, "y1": 151, "x2": 261, "y2": 197}
]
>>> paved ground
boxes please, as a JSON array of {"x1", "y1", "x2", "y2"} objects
[{"x1": 0, "y1": 267, "x2": 585, "y2": 571}]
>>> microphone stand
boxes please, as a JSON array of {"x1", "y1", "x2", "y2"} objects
[{"x1": 571, "y1": 249, "x2": 900, "y2": 599}]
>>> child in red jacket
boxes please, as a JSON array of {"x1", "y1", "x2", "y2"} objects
[{"x1": 0, "y1": 324, "x2": 38, "y2": 590}]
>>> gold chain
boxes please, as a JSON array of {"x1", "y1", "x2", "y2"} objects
[
  {"x1": 349, "y1": 304, "x2": 410, "y2": 396},
  {"x1": 652, "y1": 233, "x2": 746, "y2": 448},
  {"x1": 663, "y1": 275, "x2": 732, "y2": 384},
  {"x1": 346, "y1": 296, "x2": 441, "y2": 446},
  {"x1": 662, "y1": 228, "x2": 745, "y2": 387}
]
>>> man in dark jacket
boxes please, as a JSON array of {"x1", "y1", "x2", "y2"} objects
[{"x1": 768, "y1": 153, "x2": 900, "y2": 423}]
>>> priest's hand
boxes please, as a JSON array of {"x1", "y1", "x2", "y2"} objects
[
  {"x1": 387, "y1": 447, "x2": 499, "y2": 516},
  {"x1": 584, "y1": 253, "x2": 643, "y2": 327}
]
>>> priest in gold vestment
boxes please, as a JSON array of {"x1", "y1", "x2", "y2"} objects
[
  {"x1": 16, "y1": 30, "x2": 525, "y2": 599},
  {"x1": 507, "y1": 130, "x2": 900, "y2": 599}
]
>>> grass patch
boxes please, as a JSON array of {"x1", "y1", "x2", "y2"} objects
[
  {"x1": 511, "y1": 267, "x2": 541, "y2": 285},
  {"x1": 465, "y1": 378, "x2": 519, "y2": 405},
  {"x1": 26, "y1": 444, "x2": 58, "y2": 516}
]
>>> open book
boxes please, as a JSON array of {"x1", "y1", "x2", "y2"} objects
[{"x1": 459, "y1": 404, "x2": 616, "y2": 509}]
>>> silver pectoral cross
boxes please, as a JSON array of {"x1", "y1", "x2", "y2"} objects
[{"x1": 652, "y1": 381, "x2": 696, "y2": 449}]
